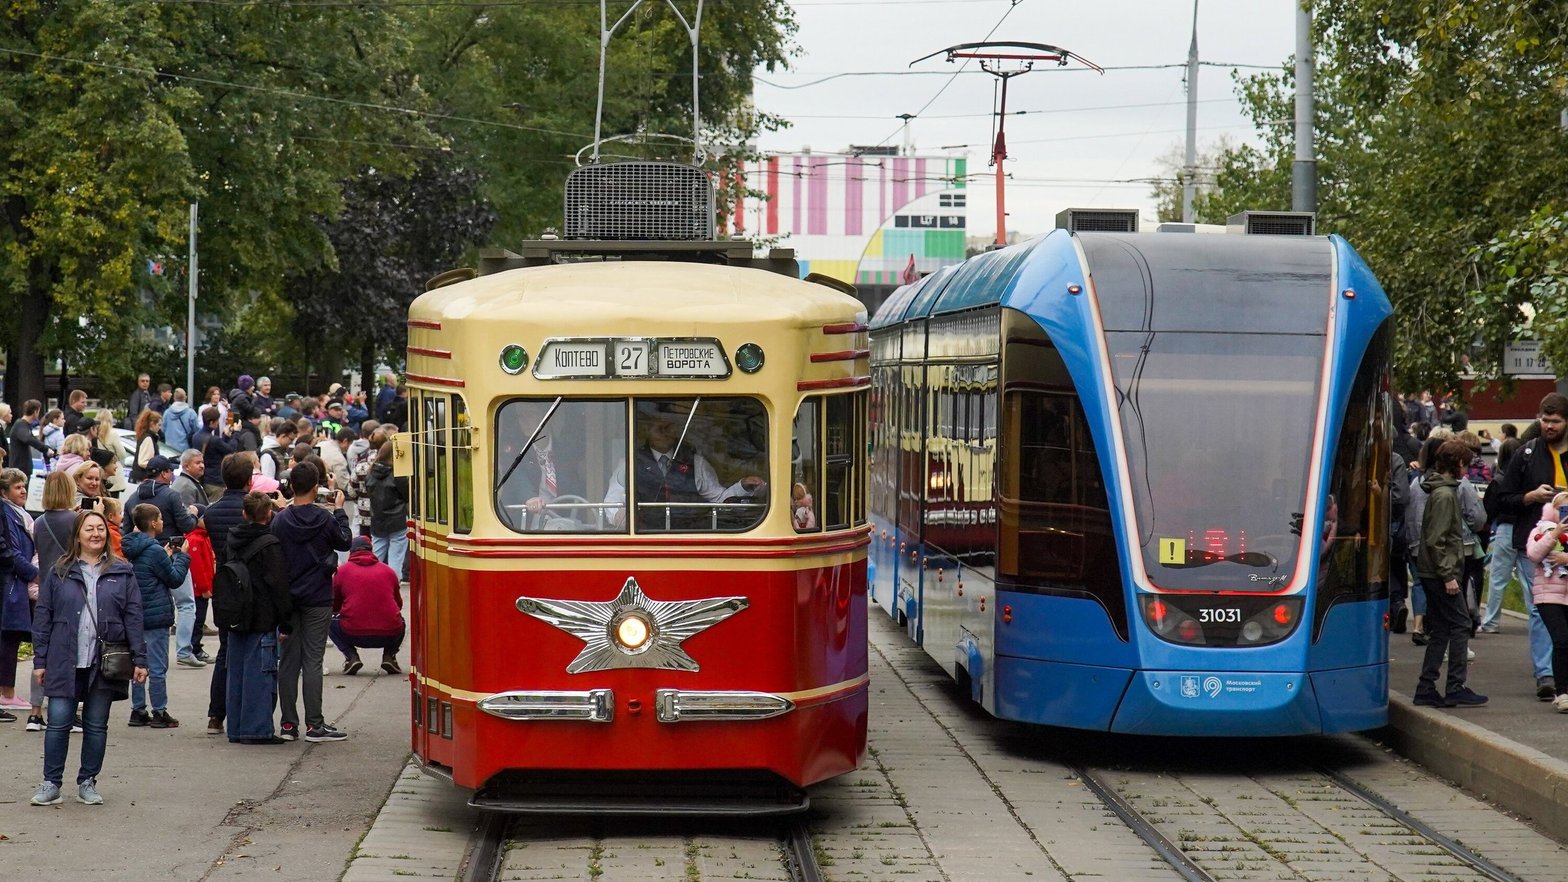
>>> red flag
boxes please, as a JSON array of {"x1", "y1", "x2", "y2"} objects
[{"x1": 900, "y1": 253, "x2": 918, "y2": 285}]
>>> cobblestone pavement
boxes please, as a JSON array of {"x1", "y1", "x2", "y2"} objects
[{"x1": 345, "y1": 613, "x2": 1567, "y2": 882}]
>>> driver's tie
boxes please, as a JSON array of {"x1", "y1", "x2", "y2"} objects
[{"x1": 541, "y1": 451, "x2": 557, "y2": 497}]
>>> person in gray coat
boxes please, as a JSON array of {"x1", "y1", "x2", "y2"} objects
[{"x1": 29, "y1": 510, "x2": 147, "y2": 806}]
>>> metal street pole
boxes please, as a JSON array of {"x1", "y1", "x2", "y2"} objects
[
  {"x1": 1292, "y1": 1, "x2": 1317, "y2": 213},
  {"x1": 187, "y1": 203, "x2": 197, "y2": 397},
  {"x1": 1183, "y1": 0, "x2": 1199, "y2": 223}
]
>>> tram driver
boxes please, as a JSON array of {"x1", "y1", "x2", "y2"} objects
[
  {"x1": 604, "y1": 408, "x2": 767, "y2": 531},
  {"x1": 495, "y1": 402, "x2": 588, "y2": 531}
]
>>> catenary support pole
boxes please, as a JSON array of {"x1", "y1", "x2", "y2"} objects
[
  {"x1": 1183, "y1": 0, "x2": 1199, "y2": 223},
  {"x1": 1292, "y1": 1, "x2": 1316, "y2": 213},
  {"x1": 187, "y1": 203, "x2": 197, "y2": 398}
]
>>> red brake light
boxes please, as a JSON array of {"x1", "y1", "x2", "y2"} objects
[
  {"x1": 1273, "y1": 604, "x2": 1292, "y2": 626},
  {"x1": 1177, "y1": 619, "x2": 1201, "y2": 642},
  {"x1": 1148, "y1": 599, "x2": 1168, "y2": 621}
]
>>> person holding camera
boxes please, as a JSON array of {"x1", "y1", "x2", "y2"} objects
[
  {"x1": 124, "y1": 456, "x2": 203, "y2": 669},
  {"x1": 123, "y1": 504, "x2": 191, "y2": 728},
  {"x1": 271, "y1": 462, "x2": 352, "y2": 742}
]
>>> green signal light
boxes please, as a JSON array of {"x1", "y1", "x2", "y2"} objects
[
  {"x1": 500, "y1": 344, "x2": 529, "y2": 374},
  {"x1": 735, "y1": 342, "x2": 765, "y2": 374}
]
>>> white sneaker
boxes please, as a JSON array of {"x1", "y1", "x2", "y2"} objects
[
  {"x1": 1466, "y1": 648, "x2": 1476, "y2": 661},
  {"x1": 1553, "y1": 694, "x2": 1568, "y2": 714}
]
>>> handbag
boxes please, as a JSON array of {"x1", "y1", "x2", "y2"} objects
[{"x1": 78, "y1": 578, "x2": 134, "y2": 681}]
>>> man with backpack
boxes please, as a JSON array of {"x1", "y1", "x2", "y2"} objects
[
  {"x1": 202, "y1": 454, "x2": 256, "y2": 736},
  {"x1": 213, "y1": 492, "x2": 294, "y2": 744},
  {"x1": 271, "y1": 461, "x2": 352, "y2": 743}
]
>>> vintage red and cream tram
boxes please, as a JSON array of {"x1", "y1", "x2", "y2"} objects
[{"x1": 396, "y1": 199, "x2": 870, "y2": 812}]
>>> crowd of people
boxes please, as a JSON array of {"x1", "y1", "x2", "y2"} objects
[
  {"x1": 0, "y1": 373, "x2": 411, "y2": 806},
  {"x1": 1395, "y1": 390, "x2": 1568, "y2": 716}
]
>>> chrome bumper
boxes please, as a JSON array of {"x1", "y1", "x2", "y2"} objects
[
  {"x1": 478, "y1": 690, "x2": 615, "y2": 722},
  {"x1": 475, "y1": 688, "x2": 797, "y2": 723}
]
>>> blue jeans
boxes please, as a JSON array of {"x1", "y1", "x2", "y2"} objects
[
  {"x1": 173, "y1": 572, "x2": 197, "y2": 661},
  {"x1": 226, "y1": 630, "x2": 279, "y2": 741},
  {"x1": 1410, "y1": 558, "x2": 1426, "y2": 616},
  {"x1": 329, "y1": 619, "x2": 404, "y2": 659},
  {"x1": 1485, "y1": 524, "x2": 1532, "y2": 628},
  {"x1": 131, "y1": 629, "x2": 170, "y2": 712},
  {"x1": 44, "y1": 670, "x2": 112, "y2": 786},
  {"x1": 373, "y1": 532, "x2": 407, "y2": 583}
]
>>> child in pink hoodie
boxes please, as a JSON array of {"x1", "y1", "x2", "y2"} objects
[{"x1": 1525, "y1": 492, "x2": 1568, "y2": 713}]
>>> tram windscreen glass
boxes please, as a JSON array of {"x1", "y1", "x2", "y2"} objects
[
  {"x1": 610, "y1": 397, "x2": 770, "y2": 533},
  {"x1": 495, "y1": 398, "x2": 628, "y2": 534},
  {"x1": 1104, "y1": 331, "x2": 1324, "y2": 590}
]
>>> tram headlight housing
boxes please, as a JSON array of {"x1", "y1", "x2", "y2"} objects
[
  {"x1": 500, "y1": 344, "x2": 529, "y2": 375},
  {"x1": 611, "y1": 611, "x2": 654, "y2": 654},
  {"x1": 734, "y1": 342, "x2": 765, "y2": 374}
]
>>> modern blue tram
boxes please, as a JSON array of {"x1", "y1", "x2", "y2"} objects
[{"x1": 867, "y1": 224, "x2": 1394, "y2": 736}]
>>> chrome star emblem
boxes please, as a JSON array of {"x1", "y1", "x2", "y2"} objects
[{"x1": 515, "y1": 576, "x2": 748, "y2": 674}]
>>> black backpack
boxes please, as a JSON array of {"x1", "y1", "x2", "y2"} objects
[{"x1": 212, "y1": 535, "x2": 277, "y2": 631}]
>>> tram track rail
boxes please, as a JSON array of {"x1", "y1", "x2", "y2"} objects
[
  {"x1": 1071, "y1": 757, "x2": 1537, "y2": 882},
  {"x1": 458, "y1": 811, "x2": 823, "y2": 882},
  {"x1": 1070, "y1": 764, "x2": 1219, "y2": 882},
  {"x1": 1317, "y1": 765, "x2": 1528, "y2": 882}
]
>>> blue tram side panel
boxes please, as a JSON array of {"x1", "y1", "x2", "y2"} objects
[{"x1": 867, "y1": 224, "x2": 1394, "y2": 736}]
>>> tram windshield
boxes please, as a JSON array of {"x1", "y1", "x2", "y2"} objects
[
  {"x1": 494, "y1": 397, "x2": 769, "y2": 534},
  {"x1": 1106, "y1": 332, "x2": 1323, "y2": 590}
]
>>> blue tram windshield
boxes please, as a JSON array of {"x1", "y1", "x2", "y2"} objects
[{"x1": 1086, "y1": 236, "x2": 1332, "y2": 592}]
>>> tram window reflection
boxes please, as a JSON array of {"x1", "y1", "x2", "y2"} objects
[
  {"x1": 604, "y1": 397, "x2": 769, "y2": 533},
  {"x1": 793, "y1": 400, "x2": 820, "y2": 533},
  {"x1": 494, "y1": 398, "x2": 627, "y2": 533}
]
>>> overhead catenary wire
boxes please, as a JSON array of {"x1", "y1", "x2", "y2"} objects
[{"x1": 756, "y1": 61, "x2": 1279, "y2": 90}]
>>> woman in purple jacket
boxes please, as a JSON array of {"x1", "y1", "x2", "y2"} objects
[{"x1": 28, "y1": 510, "x2": 147, "y2": 806}]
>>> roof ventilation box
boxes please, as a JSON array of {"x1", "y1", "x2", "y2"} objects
[
  {"x1": 564, "y1": 161, "x2": 716, "y2": 241},
  {"x1": 1055, "y1": 208, "x2": 1140, "y2": 233},
  {"x1": 1226, "y1": 210, "x2": 1316, "y2": 236}
]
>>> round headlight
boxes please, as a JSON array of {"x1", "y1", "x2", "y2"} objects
[
  {"x1": 613, "y1": 613, "x2": 652, "y2": 653},
  {"x1": 734, "y1": 342, "x2": 765, "y2": 374},
  {"x1": 500, "y1": 344, "x2": 529, "y2": 375}
]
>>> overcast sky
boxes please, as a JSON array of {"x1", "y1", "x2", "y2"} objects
[{"x1": 751, "y1": 0, "x2": 1300, "y2": 235}]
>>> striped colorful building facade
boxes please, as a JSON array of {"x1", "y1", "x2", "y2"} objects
[{"x1": 724, "y1": 151, "x2": 969, "y2": 288}]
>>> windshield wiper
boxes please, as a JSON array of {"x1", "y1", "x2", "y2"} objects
[{"x1": 495, "y1": 397, "x2": 563, "y2": 492}]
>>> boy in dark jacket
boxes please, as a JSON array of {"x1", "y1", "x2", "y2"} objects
[
  {"x1": 270, "y1": 461, "x2": 352, "y2": 742},
  {"x1": 1414, "y1": 441, "x2": 1487, "y2": 708},
  {"x1": 223, "y1": 492, "x2": 295, "y2": 744},
  {"x1": 124, "y1": 504, "x2": 191, "y2": 728}
]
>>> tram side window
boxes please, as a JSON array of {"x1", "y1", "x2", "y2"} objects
[
  {"x1": 792, "y1": 400, "x2": 820, "y2": 532},
  {"x1": 451, "y1": 396, "x2": 473, "y2": 534},
  {"x1": 612, "y1": 397, "x2": 769, "y2": 533},
  {"x1": 424, "y1": 397, "x2": 448, "y2": 526},
  {"x1": 409, "y1": 392, "x2": 422, "y2": 521},
  {"x1": 494, "y1": 398, "x2": 627, "y2": 534},
  {"x1": 824, "y1": 394, "x2": 855, "y2": 530}
]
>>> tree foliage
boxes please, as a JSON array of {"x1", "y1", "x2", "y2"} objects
[
  {"x1": 1, "y1": 0, "x2": 797, "y2": 405},
  {"x1": 1195, "y1": 0, "x2": 1568, "y2": 396}
]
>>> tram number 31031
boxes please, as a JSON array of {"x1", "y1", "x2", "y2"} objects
[{"x1": 1198, "y1": 608, "x2": 1242, "y2": 624}]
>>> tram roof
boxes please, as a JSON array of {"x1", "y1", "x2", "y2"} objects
[
  {"x1": 869, "y1": 230, "x2": 1353, "y2": 329},
  {"x1": 410, "y1": 260, "x2": 865, "y2": 328}
]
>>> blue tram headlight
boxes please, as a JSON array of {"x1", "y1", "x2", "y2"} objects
[{"x1": 734, "y1": 342, "x2": 765, "y2": 374}]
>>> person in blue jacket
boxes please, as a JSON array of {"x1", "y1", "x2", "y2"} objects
[
  {"x1": 122, "y1": 504, "x2": 191, "y2": 729},
  {"x1": 1, "y1": 468, "x2": 40, "y2": 720},
  {"x1": 29, "y1": 510, "x2": 147, "y2": 807}
]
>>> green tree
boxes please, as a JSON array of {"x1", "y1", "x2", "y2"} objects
[
  {"x1": 402, "y1": 0, "x2": 796, "y2": 244},
  {"x1": 1, "y1": 1, "x2": 425, "y2": 405},
  {"x1": 1196, "y1": 1, "x2": 1568, "y2": 395}
]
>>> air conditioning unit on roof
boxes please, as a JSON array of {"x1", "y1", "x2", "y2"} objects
[
  {"x1": 1226, "y1": 210, "x2": 1316, "y2": 236},
  {"x1": 1055, "y1": 208, "x2": 1139, "y2": 233}
]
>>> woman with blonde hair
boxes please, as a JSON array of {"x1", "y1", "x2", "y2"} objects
[
  {"x1": 54, "y1": 434, "x2": 92, "y2": 476},
  {"x1": 29, "y1": 509, "x2": 146, "y2": 806},
  {"x1": 131, "y1": 410, "x2": 163, "y2": 483},
  {"x1": 93, "y1": 411, "x2": 127, "y2": 497}
]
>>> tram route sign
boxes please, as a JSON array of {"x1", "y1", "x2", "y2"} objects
[{"x1": 533, "y1": 337, "x2": 731, "y2": 379}]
